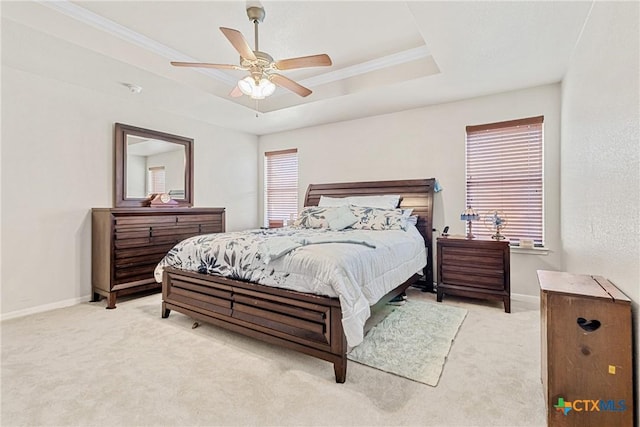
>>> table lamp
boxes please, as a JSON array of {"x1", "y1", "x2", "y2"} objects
[{"x1": 460, "y1": 207, "x2": 479, "y2": 239}]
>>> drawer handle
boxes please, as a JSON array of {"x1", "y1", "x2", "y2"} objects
[
  {"x1": 149, "y1": 227, "x2": 153, "y2": 238},
  {"x1": 577, "y1": 317, "x2": 601, "y2": 332}
]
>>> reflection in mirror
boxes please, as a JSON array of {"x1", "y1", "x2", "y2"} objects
[
  {"x1": 125, "y1": 136, "x2": 186, "y2": 199},
  {"x1": 114, "y1": 123, "x2": 193, "y2": 207}
]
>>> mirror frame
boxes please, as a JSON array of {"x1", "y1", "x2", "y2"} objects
[{"x1": 114, "y1": 123, "x2": 194, "y2": 207}]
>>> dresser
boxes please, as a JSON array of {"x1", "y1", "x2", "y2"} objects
[
  {"x1": 91, "y1": 207, "x2": 225, "y2": 308},
  {"x1": 436, "y1": 237, "x2": 510, "y2": 312},
  {"x1": 538, "y1": 270, "x2": 633, "y2": 427}
]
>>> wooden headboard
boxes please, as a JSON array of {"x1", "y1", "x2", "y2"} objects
[{"x1": 304, "y1": 178, "x2": 436, "y2": 287}]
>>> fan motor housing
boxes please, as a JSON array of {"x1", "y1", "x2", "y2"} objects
[
  {"x1": 240, "y1": 51, "x2": 274, "y2": 69},
  {"x1": 246, "y1": 6, "x2": 265, "y2": 23}
]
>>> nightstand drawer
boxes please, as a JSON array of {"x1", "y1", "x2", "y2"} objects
[
  {"x1": 440, "y1": 246, "x2": 504, "y2": 267},
  {"x1": 440, "y1": 266, "x2": 504, "y2": 290}
]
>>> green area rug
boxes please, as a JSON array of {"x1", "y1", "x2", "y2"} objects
[{"x1": 348, "y1": 299, "x2": 467, "y2": 386}]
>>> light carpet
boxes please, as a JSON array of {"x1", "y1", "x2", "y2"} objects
[
  {"x1": 348, "y1": 299, "x2": 467, "y2": 386},
  {"x1": 2, "y1": 290, "x2": 547, "y2": 426}
]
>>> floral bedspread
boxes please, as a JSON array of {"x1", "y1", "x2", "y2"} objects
[{"x1": 154, "y1": 227, "x2": 376, "y2": 286}]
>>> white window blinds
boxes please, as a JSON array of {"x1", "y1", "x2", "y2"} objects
[
  {"x1": 265, "y1": 149, "x2": 298, "y2": 227},
  {"x1": 465, "y1": 116, "x2": 544, "y2": 246},
  {"x1": 148, "y1": 166, "x2": 165, "y2": 195}
]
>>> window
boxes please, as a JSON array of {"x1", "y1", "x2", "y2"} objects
[
  {"x1": 465, "y1": 116, "x2": 544, "y2": 246},
  {"x1": 264, "y1": 149, "x2": 298, "y2": 227},
  {"x1": 148, "y1": 166, "x2": 165, "y2": 195}
]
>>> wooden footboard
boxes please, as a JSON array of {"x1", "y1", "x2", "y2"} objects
[
  {"x1": 162, "y1": 267, "x2": 350, "y2": 382},
  {"x1": 162, "y1": 267, "x2": 418, "y2": 382}
]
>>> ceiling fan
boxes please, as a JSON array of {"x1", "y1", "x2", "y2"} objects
[{"x1": 171, "y1": 5, "x2": 332, "y2": 99}]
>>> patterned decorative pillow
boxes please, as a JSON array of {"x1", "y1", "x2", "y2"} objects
[
  {"x1": 349, "y1": 206, "x2": 410, "y2": 230},
  {"x1": 293, "y1": 206, "x2": 330, "y2": 229},
  {"x1": 293, "y1": 206, "x2": 358, "y2": 230}
]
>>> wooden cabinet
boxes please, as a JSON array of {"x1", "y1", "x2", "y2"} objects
[
  {"x1": 538, "y1": 270, "x2": 633, "y2": 427},
  {"x1": 91, "y1": 207, "x2": 225, "y2": 308},
  {"x1": 436, "y1": 237, "x2": 510, "y2": 312}
]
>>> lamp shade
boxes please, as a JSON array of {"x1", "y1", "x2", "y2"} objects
[
  {"x1": 460, "y1": 207, "x2": 479, "y2": 221},
  {"x1": 237, "y1": 76, "x2": 276, "y2": 100}
]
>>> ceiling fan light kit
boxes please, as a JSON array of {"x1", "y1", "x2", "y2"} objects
[
  {"x1": 171, "y1": 5, "x2": 332, "y2": 100},
  {"x1": 238, "y1": 76, "x2": 276, "y2": 99}
]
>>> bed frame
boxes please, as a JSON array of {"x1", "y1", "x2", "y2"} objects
[{"x1": 161, "y1": 178, "x2": 435, "y2": 383}]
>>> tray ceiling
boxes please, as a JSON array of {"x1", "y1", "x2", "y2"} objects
[{"x1": 1, "y1": 1, "x2": 593, "y2": 135}]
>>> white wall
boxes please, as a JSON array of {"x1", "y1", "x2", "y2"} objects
[
  {"x1": 127, "y1": 154, "x2": 146, "y2": 197},
  {"x1": 259, "y1": 84, "x2": 563, "y2": 298},
  {"x1": 560, "y1": 1, "x2": 639, "y2": 419},
  {"x1": 1, "y1": 66, "x2": 259, "y2": 315}
]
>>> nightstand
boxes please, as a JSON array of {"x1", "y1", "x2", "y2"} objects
[{"x1": 437, "y1": 237, "x2": 510, "y2": 312}]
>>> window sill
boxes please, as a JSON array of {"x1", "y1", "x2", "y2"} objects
[{"x1": 510, "y1": 246, "x2": 550, "y2": 255}]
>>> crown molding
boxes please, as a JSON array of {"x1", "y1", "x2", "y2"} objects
[
  {"x1": 36, "y1": 0, "x2": 238, "y2": 86},
  {"x1": 37, "y1": 1, "x2": 431, "y2": 91},
  {"x1": 299, "y1": 45, "x2": 430, "y2": 88}
]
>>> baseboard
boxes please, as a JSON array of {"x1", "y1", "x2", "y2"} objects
[
  {"x1": 1, "y1": 295, "x2": 91, "y2": 321},
  {"x1": 511, "y1": 292, "x2": 540, "y2": 307}
]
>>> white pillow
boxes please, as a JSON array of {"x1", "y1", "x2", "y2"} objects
[
  {"x1": 319, "y1": 194, "x2": 400, "y2": 209},
  {"x1": 318, "y1": 196, "x2": 349, "y2": 207},
  {"x1": 324, "y1": 205, "x2": 358, "y2": 230}
]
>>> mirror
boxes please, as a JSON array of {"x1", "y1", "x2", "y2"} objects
[{"x1": 115, "y1": 123, "x2": 193, "y2": 207}]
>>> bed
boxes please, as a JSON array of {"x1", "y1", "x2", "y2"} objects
[{"x1": 158, "y1": 178, "x2": 435, "y2": 382}]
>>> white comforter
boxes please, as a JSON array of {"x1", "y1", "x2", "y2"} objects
[{"x1": 154, "y1": 226, "x2": 427, "y2": 347}]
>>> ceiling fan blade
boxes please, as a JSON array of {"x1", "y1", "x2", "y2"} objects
[
  {"x1": 229, "y1": 85, "x2": 243, "y2": 98},
  {"x1": 270, "y1": 74, "x2": 312, "y2": 97},
  {"x1": 171, "y1": 61, "x2": 240, "y2": 70},
  {"x1": 220, "y1": 27, "x2": 257, "y2": 61},
  {"x1": 274, "y1": 54, "x2": 332, "y2": 71}
]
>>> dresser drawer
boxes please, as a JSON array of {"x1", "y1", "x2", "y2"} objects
[
  {"x1": 115, "y1": 214, "x2": 222, "y2": 226},
  {"x1": 115, "y1": 249, "x2": 173, "y2": 268},
  {"x1": 114, "y1": 264, "x2": 157, "y2": 283},
  {"x1": 115, "y1": 215, "x2": 178, "y2": 227},
  {"x1": 114, "y1": 235, "x2": 173, "y2": 249},
  {"x1": 115, "y1": 223, "x2": 220, "y2": 240},
  {"x1": 115, "y1": 244, "x2": 176, "y2": 260},
  {"x1": 115, "y1": 224, "x2": 198, "y2": 238},
  {"x1": 175, "y1": 214, "x2": 219, "y2": 224}
]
